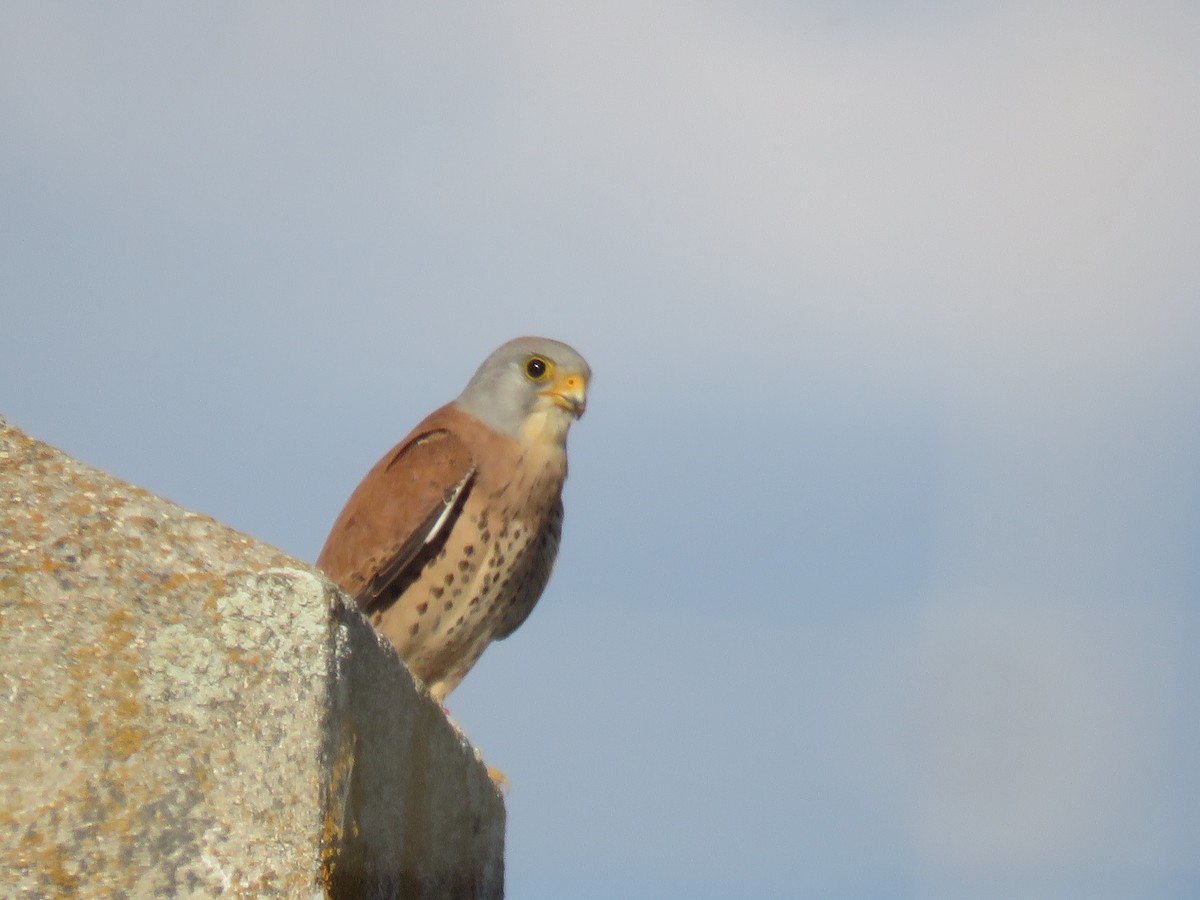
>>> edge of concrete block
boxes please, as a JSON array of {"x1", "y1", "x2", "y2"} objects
[{"x1": 0, "y1": 414, "x2": 505, "y2": 898}]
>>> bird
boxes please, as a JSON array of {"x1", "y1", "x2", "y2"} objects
[{"x1": 316, "y1": 336, "x2": 590, "y2": 703}]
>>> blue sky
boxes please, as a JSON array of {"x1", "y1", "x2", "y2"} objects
[{"x1": 3, "y1": 2, "x2": 1199, "y2": 896}]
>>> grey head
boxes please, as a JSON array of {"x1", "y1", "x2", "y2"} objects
[{"x1": 454, "y1": 336, "x2": 591, "y2": 445}]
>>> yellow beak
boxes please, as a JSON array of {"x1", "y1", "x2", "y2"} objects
[{"x1": 542, "y1": 372, "x2": 587, "y2": 419}]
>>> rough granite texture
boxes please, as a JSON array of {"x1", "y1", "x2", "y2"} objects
[{"x1": 0, "y1": 416, "x2": 505, "y2": 898}]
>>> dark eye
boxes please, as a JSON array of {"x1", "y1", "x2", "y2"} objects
[{"x1": 525, "y1": 356, "x2": 548, "y2": 379}]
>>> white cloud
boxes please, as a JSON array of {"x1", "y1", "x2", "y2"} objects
[
  {"x1": 499, "y1": 0, "x2": 1200, "y2": 374},
  {"x1": 4, "y1": 2, "x2": 1196, "y2": 401}
]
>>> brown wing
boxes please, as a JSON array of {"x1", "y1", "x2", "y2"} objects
[{"x1": 316, "y1": 428, "x2": 476, "y2": 614}]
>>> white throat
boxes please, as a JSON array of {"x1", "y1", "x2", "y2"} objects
[{"x1": 517, "y1": 402, "x2": 575, "y2": 448}]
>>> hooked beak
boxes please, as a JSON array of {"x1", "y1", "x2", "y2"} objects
[{"x1": 541, "y1": 372, "x2": 587, "y2": 419}]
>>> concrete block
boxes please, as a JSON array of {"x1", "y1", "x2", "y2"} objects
[{"x1": 0, "y1": 417, "x2": 504, "y2": 898}]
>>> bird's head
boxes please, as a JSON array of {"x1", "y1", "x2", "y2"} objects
[{"x1": 455, "y1": 336, "x2": 591, "y2": 447}]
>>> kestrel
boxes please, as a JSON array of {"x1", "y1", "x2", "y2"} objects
[{"x1": 316, "y1": 336, "x2": 590, "y2": 703}]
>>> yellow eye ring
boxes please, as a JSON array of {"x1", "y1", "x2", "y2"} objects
[{"x1": 524, "y1": 356, "x2": 552, "y2": 380}]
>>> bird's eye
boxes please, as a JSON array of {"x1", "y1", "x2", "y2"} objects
[{"x1": 525, "y1": 356, "x2": 551, "y2": 380}]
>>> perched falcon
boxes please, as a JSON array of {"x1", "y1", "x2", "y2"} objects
[{"x1": 317, "y1": 336, "x2": 590, "y2": 703}]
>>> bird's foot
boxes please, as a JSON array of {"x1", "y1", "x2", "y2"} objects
[{"x1": 486, "y1": 766, "x2": 511, "y2": 794}]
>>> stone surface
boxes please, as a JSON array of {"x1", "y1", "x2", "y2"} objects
[{"x1": 0, "y1": 416, "x2": 505, "y2": 898}]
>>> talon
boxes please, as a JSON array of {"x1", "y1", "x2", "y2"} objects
[{"x1": 486, "y1": 766, "x2": 511, "y2": 793}]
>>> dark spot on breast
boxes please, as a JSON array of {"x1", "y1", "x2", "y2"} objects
[
  {"x1": 458, "y1": 559, "x2": 472, "y2": 572},
  {"x1": 409, "y1": 622, "x2": 419, "y2": 637},
  {"x1": 430, "y1": 586, "x2": 444, "y2": 599},
  {"x1": 444, "y1": 573, "x2": 455, "y2": 586},
  {"x1": 416, "y1": 601, "x2": 428, "y2": 615},
  {"x1": 456, "y1": 615, "x2": 465, "y2": 627},
  {"x1": 444, "y1": 599, "x2": 454, "y2": 611},
  {"x1": 464, "y1": 544, "x2": 475, "y2": 557}
]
